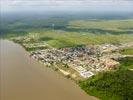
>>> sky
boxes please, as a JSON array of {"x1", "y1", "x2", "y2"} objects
[{"x1": 1, "y1": 0, "x2": 133, "y2": 12}]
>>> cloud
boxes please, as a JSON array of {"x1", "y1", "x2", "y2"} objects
[{"x1": 1, "y1": 0, "x2": 133, "y2": 12}]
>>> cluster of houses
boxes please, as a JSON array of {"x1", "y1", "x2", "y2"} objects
[
  {"x1": 30, "y1": 45, "x2": 121, "y2": 78},
  {"x1": 12, "y1": 36, "x2": 132, "y2": 78}
]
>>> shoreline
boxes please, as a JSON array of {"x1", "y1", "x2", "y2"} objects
[
  {"x1": 1, "y1": 39, "x2": 98, "y2": 100},
  {"x1": 1, "y1": 39, "x2": 98, "y2": 99},
  {"x1": 2, "y1": 39, "x2": 133, "y2": 100},
  {"x1": 8, "y1": 38, "x2": 133, "y2": 79}
]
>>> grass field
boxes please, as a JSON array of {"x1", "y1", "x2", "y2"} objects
[
  {"x1": 1, "y1": 18, "x2": 133, "y2": 48},
  {"x1": 120, "y1": 47, "x2": 133, "y2": 55},
  {"x1": 68, "y1": 19, "x2": 133, "y2": 34},
  {"x1": 9, "y1": 30, "x2": 133, "y2": 49}
]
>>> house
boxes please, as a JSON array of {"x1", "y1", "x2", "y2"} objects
[{"x1": 104, "y1": 58, "x2": 119, "y2": 69}]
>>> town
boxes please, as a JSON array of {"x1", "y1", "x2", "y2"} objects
[{"x1": 29, "y1": 42, "x2": 133, "y2": 79}]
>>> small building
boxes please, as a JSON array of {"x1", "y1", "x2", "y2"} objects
[{"x1": 104, "y1": 59, "x2": 119, "y2": 69}]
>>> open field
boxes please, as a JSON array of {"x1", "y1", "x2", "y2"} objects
[
  {"x1": 68, "y1": 19, "x2": 133, "y2": 33},
  {"x1": 120, "y1": 47, "x2": 133, "y2": 55},
  {"x1": 10, "y1": 30, "x2": 133, "y2": 49},
  {"x1": 1, "y1": 18, "x2": 133, "y2": 49}
]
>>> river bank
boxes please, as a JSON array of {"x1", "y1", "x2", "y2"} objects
[
  {"x1": 0, "y1": 39, "x2": 97, "y2": 100},
  {"x1": 12, "y1": 36, "x2": 133, "y2": 80},
  {"x1": 1, "y1": 39, "x2": 133, "y2": 100}
]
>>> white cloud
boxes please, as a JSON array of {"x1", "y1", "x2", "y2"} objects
[{"x1": 1, "y1": 0, "x2": 133, "y2": 12}]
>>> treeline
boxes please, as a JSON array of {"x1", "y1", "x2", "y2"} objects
[{"x1": 79, "y1": 69, "x2": 133, "y2": 100}]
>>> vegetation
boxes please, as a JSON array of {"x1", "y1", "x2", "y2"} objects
[
  {"x1": 24, "y1": 46, "x2": 45, "y2": 52},
  {"x1": 8, "y1": 30, "x2": 133, "y2": 49},
  {"x1": 119, "y1": 57, "x2": 133, "y2": 69},
  {"x1": 79, "y1": 69, "x2": 133, "y2": 100},
  {"x1": 1, "y1": 16, "x2": 133, "y2": 48},
  {"x1": 120, "y1": 47, "x2": 133, "y2": 55},
  {"x1": 78, "y1": 55, "x2": 133, "y2": 100},
  {"x1": 68, "y1": 19, "x2": 133, "y2": 34},
  {"x1": 63, "y1": 63, "x2": 69, "y2": 68}
]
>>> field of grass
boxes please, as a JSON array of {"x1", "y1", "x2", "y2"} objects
[
  {"x1": 68, "y1": 19, "x2": 133, "y2": 34},
  {"x1": 1, "y1": 18, "x2": 133, "y2": 48},
  {"x1": 11, "y1": 30, "x2": 133, "y2": 49},
  {"x1": 120, "y1": 47, "x2": 133, "y2": 55}
]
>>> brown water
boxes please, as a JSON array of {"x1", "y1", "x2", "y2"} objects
[{"x1": 0, "y1": 40, "x2": 97, "y2": 100}]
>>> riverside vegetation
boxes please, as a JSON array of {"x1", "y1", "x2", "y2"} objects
[{"x1": 1, "y1": 14, "x2": 133, "y2": 100}]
